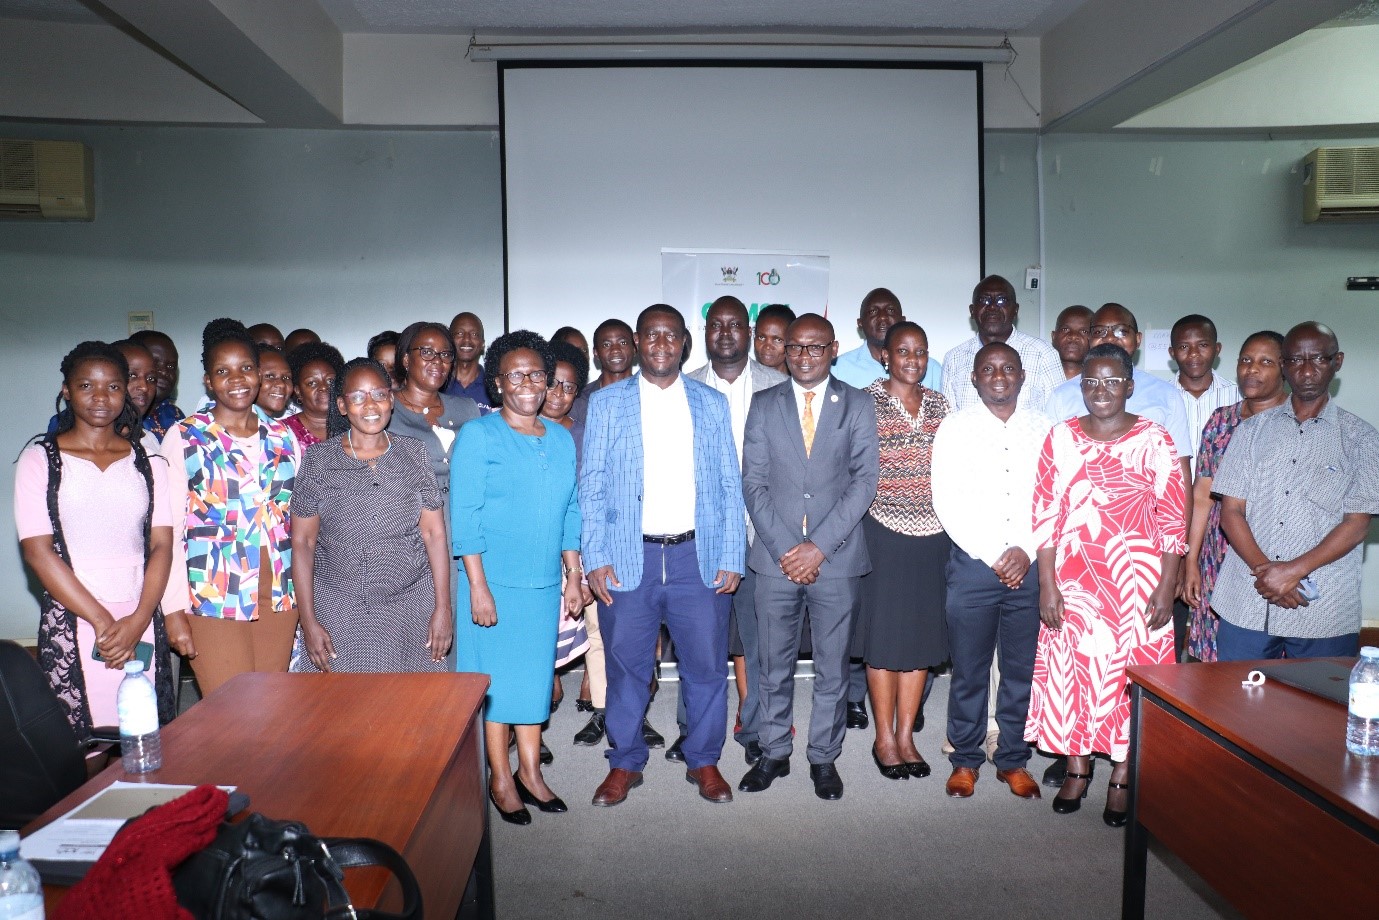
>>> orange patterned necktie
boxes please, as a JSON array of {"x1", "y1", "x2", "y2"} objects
[{"x1": 802, "y1": 390, "x2": 816, "y2": 457}]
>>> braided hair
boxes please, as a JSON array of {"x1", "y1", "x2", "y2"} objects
[
  {"x1": 483, "y1": 330, "x2": 556, "y2": 406},
  {"x1": 326, "y1": 357, "x2": 393, "y2": 439},
  {"x1": 51, "y1": 341, "x2": 141, "y2": 442},
  {"x1": 200, "y1": 318, "x2": 258, "y2": 373}
]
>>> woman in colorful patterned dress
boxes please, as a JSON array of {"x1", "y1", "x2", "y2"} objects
[
  {"x1": 1025, "y1": 343, "x2": 1187, "y2": 826},
  {"x1": 855, "y1": 321, "x2": 950, "y2": 780},
  {"x1": 161, "y1": 319, "x2": 301, "y2": 697},
  {"x1": 1180, "y1": 331, "x2": 1287, "y2": 662}
]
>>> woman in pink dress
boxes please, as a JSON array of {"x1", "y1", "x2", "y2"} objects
[
  {"x1": 283, "y1": 342, "x2": 344, "y2": 449},
  {"x1": 1024, "y1": 343, "x2": 1187, "y2": 826},
  {"x1": 15, "y1": 341, "x2": 185, "y2": 737}
]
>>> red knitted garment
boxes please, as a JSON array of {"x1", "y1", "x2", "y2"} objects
[{"x1": 53, "y1": 784, "x2": 229, "y2": 920}]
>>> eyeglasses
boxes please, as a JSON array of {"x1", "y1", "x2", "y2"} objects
[
  {"x1": 501, "y1": 369, "x2": 548, "y2": 386},
  {"x1": 1090, "y1": 325, "x2": 1136, "y2": 341},
  {"x1": 1080, "y1": 376, "x2": 1129, "y2": 392},
  {"x1": 547, "y1": 380, "x2": 578, "y2": 395},
  {"x1": 409, "y1": 346, "x2": 454, "y2": 363},
  {"x1": 784, "y1": 342, "x2": 834, "y2": 357},
  {"x1": 343, "y1": 387, "x2": 392, "y2": 406},
  {"x1": 974, "y1": 295, "x2": 1013, "y2": 308},
  {"x1": 1282, "y1": 353, "x2": 1337, "y2": 368}
]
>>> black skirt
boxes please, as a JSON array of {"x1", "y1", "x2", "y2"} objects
[{"x1": 853, "y1": 516, "x2": 950, "y2": 671}]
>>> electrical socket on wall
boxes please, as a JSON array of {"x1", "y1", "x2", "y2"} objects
[{"x1": 1025, "y1": 266, "x2": 1042, "y2": 290}]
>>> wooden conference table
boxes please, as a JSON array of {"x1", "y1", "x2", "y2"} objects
[
  {"x1": 28, "y1": 671, "x2": 493, "y2": 919},
  {"x1": 1124, "y1": 660, "x2": 1379, "y2": 919}
]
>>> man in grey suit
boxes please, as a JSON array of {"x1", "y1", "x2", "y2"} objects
[
  {"x1": 673, "y1": 296, "x2": 788, "y2": 766},
  {"x1": 739, "y1": 313, "x2": 880, "y2": 800}
]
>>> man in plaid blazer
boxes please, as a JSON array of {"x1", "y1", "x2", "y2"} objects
[{"x1": 581, "y1": 304, "x2": 747, "y2": 806}]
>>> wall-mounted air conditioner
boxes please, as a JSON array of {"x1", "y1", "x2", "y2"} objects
[
  {"x1": 0, "y1": 139, "x2": 95, "y2": 220},
  {"x1": 1303, "y1": 146, "x2": 1379, "y2": 223}
]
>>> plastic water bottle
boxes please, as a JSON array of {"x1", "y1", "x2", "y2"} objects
[
  {"x1": 0, "y1": 830, "x2": 44, "y2": 920},
  {"x1": 1346, "y1": 646, "x2": 1379, "y2": 757},
  {"x1": 116, "y1": 660, "x2": 162, "y2": 773}
]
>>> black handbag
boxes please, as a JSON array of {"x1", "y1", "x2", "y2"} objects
[{"x1": 172, "y1": 812, "x2": 423, "y2": 920}]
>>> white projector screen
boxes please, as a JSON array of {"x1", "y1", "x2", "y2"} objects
[{"x1": 500, "y1": 63, "x2": 983, "y2": 364}]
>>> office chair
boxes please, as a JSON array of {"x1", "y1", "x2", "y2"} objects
[{"x1": 0, "y1": 640, "x2": 118, "y2": 830}]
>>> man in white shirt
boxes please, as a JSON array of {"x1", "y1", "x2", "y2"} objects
[
  {"x1": 942, "y1": 275, "x2": 1064, "y2": 413},
  {"x1": 932, "y1": 342, "x2": 1051, "y2": 800},
  {"x1": 1170, "y1": 313, "x2": 1240, "y2": 474},
  {"x1": 682, "y1": 296, "x2": 786, "y2": 765}
]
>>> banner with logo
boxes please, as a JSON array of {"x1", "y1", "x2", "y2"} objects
[{"x1": 661, "y1": 249, "x2": 830, "y2": 368}]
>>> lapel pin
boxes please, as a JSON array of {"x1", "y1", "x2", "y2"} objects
[{"x1": 830, "y1": 394, "x2": 839, "y2": 403}]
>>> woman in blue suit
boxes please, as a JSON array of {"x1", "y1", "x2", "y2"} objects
[{"x1": 452, "y1": 331, "x2": 588, "y2": 825}]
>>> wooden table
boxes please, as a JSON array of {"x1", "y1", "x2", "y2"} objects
[
  {"x1": 28, "y1": 672, "x2": 493, "y2": 920},
  {"x1": 1124, "y1": 660, "x2": 1379, "y2": 919}
]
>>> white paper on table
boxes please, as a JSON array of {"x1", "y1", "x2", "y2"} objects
[{"x1": 19, "y1": 782, "x2": 235, "y2": 862}]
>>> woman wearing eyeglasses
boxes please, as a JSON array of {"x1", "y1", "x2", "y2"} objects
[
  {"x1": 289, "y1": 357, "x2": 452, "y2": 673},
  {"x1": 1024, "y1": 343, "x2": 1187, "y2": 826},
  {"x1": 388, "y1": 321, "x2": 481, "y2": 507},
  {"x1": 452, "y1": 331, "x2": 587, "y2": 825}
]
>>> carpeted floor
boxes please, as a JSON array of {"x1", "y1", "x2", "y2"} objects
[{"x1": 485, "y1": 670, "x2": 1240, "y2": 920}]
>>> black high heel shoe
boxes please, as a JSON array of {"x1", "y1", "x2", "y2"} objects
[
  {"x1": 1103, "y1": 781, "x2": 1130, "y2": 827},
  {"x1": 1051, "y1": 770, "x2": 1092, "y2": 814},
  {"x1": 489, "y1": 788, "x2": 531, "y2": 826},
  {"x1": 514, "y1": 771, "x2": 568, "y2": 813},
  {"x1": 872, "y1": 747, "x2": 909, "y2": 780}
]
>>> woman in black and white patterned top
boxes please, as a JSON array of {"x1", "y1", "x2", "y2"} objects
[{"x1": 289, "y1": 358, "x2": 453, "y2": 673}]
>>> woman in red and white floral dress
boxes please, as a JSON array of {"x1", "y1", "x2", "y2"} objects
[{"x1": 1024, "y1": 343, "x2": 1187, "y2": 827}]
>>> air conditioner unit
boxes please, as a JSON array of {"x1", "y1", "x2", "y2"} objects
[
  {"x1": 1303, "y1": 146, "x2": 1379, "y2": 223},
  {"x1": 0, "y1": 139, "x2": 94, "y2": 220}
]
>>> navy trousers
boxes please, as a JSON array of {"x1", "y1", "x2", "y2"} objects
[
  {"x1": 944, "y1": 546, "x2": 1040, "y2": 771},
  {"x1": 1216, "y1": 617, "x2": 1359, "y2": 661},
  {"x1": 601, "y1": 539, "x2": 730, "y2": 771}
]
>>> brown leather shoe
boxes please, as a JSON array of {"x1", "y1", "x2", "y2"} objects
[
  {"x1": 997, "y1": 767, "x2": 1043, "y2": 799},
  {"x1": 591, "y1": 768, "x2": 643, "y2": 807},
  {"x1": 945, "y1": 766, "x2": 980, "y2": 798},
  {"x1": 686, "y1": 765, "x2": 733, "y2": 803}
]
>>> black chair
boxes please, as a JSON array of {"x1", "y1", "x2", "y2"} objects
[{"x1": 0, "y1": 640, "x2": 117, "y2": 829}]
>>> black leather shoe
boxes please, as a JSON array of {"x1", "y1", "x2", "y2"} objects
[
  {"x1": 514, "y1": 771, "x2": 567, "y2": 813},
  {"x1": 738, "y1": 756, "x2": 790, "y2": 792},
  {"x1": 809, "y1": 762, "x2": 844, "y2": 800},
  {"x1": 1103, "y1": 781, "x2": 1130, "y2": 827},
  {"x1": 642, "y1": 717, "x2": 665, "y2": 749},
  {"x1": 574, "y1": 711, "x2": 605, "y2": 746},
  {"x1": 1051, "y1": 770, "x2": 1092, "y2": 815},
  {"x1": 846, "y1": 701, "x2": 869, "y2": 730},
  {"x1": 872, "y1": 747, "x2": 908, "y2": 781},
  {"x1": 665, "y1": 735, "x2": 687, "y2": 762},
  {"x1": 539, "y1": 741, "x2": 553, "y2": 765},
  {"x1": 903, "y1": 757, "x2": 931, "y2": 779},
  {"x1": 1042, "y1": 755, "x2": 1068, "y2": 788},
  {"x1": 489, "y1": 789, "x2": 531, "y2": 826},
  {"x1": 575, "y1": 697, "x2": 595, "y2": 713},
  {"x1": 743, "y1": 740, "x2": 763, "y2": 765}
]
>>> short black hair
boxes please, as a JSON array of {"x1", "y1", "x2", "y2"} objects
[
  {"x1": 756, "y1": 304, "x2": 796, "y2": 326},
  {"x1": 53, "y1": 340, "x2": 139, "y2": 441},
  {"x1": 593, "y1": 318, "x2": 634, "y2": 343},
  {"x1": 883, "y1": 320, "x2": 926, "y2": 350},
  {"x1": 484, "y1": 330, "x2": 557, "y2": 405},
  {"x1": 709, "y1": 295, "x2": 748, "y2": 317},
  {"x1": 256, "y1": 343, "x2": 286, "y2": 362},
  {"x1": 552, "y1": 325, "x2": 585, "y2": 344},
  {"x1": 1242, "y1": 329, "x2": 1285, "y2": 353},
  {"x1": 394, "y1": 321, "x2": 455, "y2": 386},
  {"x1": 367, "y1": 330, "x2": 399, "y2": 360},
  {"x1": 549, "y1": 339, "x2": 589, "y2": 394},
  {"x1": 789, "y1": 312, "x2": 835, "y2": 341},
  {"x1": 201, "y1": 318, "x2": 257, "y2": 373},
  {"x1": 1083, "y1": 343, "x2": 1134, "y2": 378},
  {"x1": 130, "y1": 329, "x2": 174, "y2": 350},
  {"x1": 1171, "y1": 314, "x2": 1218, "y2": 342},
  {"x1": 326, "y1": 357, "x2": 392, "y2": 439},
  {"x1": 636, "y1": 304, "x2": 686, "y2": 335},
  {"x1": 287, "y1": 340, "x2": 346, "y2": 385}
]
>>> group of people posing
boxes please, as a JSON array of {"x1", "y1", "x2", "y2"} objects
[{"x1": 17, "y1": 277, "x2": 1377, "y2": 831}]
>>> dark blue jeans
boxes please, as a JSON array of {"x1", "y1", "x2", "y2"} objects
[
  {"x1": 601, "y1": 539, "x2": 730, "y2": 771},
  {"x1": 1216, "y1": 617, "x2": 1359, "y2": 661}
]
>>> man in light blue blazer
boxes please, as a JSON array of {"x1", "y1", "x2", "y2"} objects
[{"x1": 581, "y1": 304, "x2": 747, "y2": 806}]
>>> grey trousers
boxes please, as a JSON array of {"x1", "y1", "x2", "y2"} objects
[{"x1": 755, "y1": 573, "x2": 860, "y2": 765}]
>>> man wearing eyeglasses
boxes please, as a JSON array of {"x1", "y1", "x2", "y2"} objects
[
  {"x1": 1210, "y1": 322, "x2": 1379, "y2": 661},
  {"x1": 581, "y1": 304, "x2": 746, "y2": 807},
  {"x1": 941, "y1": 275, "x2": 1064, "y2": 413},
  {"x1": 739, "y1": 313, "x2": 880, "y2": 801}
]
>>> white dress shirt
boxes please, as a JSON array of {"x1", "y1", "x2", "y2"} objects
[
  {"x1": 1174, "y1": 371, "x2": 1239, "y2": 472},
  {"x1": 703, "y1": 363, "x2": 753, "y2": 465},
  {"x1": 639, "y1": 374, "x2": 697, "y2": 535},
  {"x1": 931, "y1": 403, "x2": 1053, "y2": 567}
]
